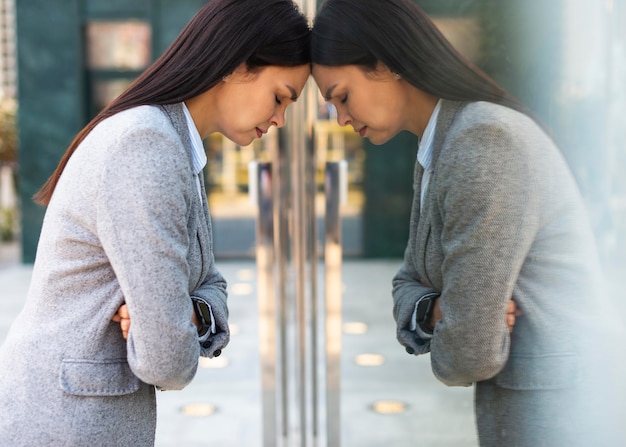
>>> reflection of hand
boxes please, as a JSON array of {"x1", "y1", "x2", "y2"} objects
[
  {"x1": 507, "y1": 300, "x2": 522, "y2": 333},
  {"x1": 428, "y1": 297, "x2": 442, "y2": 329},
  {"x1": 112, "y1": 304, "x2": 131, "y2": 340},
  {"x1": 395, "y1": 293, "x2": 432, "y2": 356},
  {"x1": 426, "y1": 297, "x2": 521, "y2": 334}
]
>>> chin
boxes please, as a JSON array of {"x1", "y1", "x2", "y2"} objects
[
  {"x1": 227, "y1": 134, "x2": 255, "y2": 147},
  {"x1": 366, "y1": 135, "x2": 392, "y2": 145}
]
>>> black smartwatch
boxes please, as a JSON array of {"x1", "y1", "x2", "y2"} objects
[
  {"x1": 191, "y1": 297, "x2": 212, "y2": 337},
  {"x1": 415, "y1": 293, "x2": 439, "y2": 335}
]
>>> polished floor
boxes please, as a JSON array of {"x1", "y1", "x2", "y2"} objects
[{"x1": 1, "y1": 255, "x2": 479, "y2": 447}]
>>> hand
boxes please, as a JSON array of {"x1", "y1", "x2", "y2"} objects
[
  {"x1": 428, "y1": 296, "x2": 442, "y2": 329},
  {"x1": 112, "y1": 304, "x2": 131, "y2": 340},
  {"x1": 427, "y1": 298, "x2": 521, "y2": 333},
  {"x1": 506, "y1": 299, "x2": 522, "y2": 333},
  {"x1": 191, "y1": 308, "x2": 201, "y2": 332}
]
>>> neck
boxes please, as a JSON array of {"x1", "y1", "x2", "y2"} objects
[
  {"x1": 404, "y1": 87, "x2": 439, "y2": 138},
  {"x1": 184, "y1": 87, "x2": 220, "y2": 138}
]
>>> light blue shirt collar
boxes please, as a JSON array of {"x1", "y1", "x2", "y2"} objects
[
  {"x1": 417, "y1": 99, "x2": 442, "y2": 171},
  {"x1": 181, "y1": 102, "x2": 207, "y2": 175}
]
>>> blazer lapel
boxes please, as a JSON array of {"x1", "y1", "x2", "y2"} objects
[
  {"x1": 160, "y1": 103, "x2": 212, "y2": 285},
  {"x1": 411, "y1": 100, "x2": 466, "y2": 281}
]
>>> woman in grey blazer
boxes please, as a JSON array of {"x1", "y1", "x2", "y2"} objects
[
  {"x1": 311, "y1": 0, "x2": 623, "y2": 445},
  {"x1": 0, "y1": 1, "x2": 310, "y2": 445}
]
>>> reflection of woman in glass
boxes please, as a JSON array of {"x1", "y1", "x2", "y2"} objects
[
  {"x1": 311, "y1": 0, "x2": 622, "y2": 445},
  {"x1": 0, "y1": 0, "x2": 309, "y2": 445}
]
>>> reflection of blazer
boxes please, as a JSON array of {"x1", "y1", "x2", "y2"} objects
[
  {"x1": 0, "y1": 104, "x2": 228, "y2": 446},
  {"x1": 393, "y1": 100, "x2": 621, "y2": 446}
]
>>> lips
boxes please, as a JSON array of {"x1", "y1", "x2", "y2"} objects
[
  {"x1": 256, "y1": 127, "x2": 267, "y2": 138},
  {"x1": 356, "y1": 126, "x2": 367, "y2": 137}
]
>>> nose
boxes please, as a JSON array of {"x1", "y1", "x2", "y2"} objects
[
  {"x1": 336, "y1": 109, "x2": 352, "y2": 127},
  {"x1": 271, "y1": 109, "x2": 286, "y2": 129}
]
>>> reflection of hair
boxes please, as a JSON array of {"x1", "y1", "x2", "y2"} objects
[
  {"x1": 35, "y1": 0, "x2": 311, "y2": 205},
  {"x1": 312, "y1": 0, "x2": 525, "y2": 112}
]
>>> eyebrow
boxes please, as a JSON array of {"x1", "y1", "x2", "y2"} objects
[
  {"x1": 287, "y1": 85, "x2": 298, "y2": 101},
  {"x1": 324, "y1": 84, "x2": 338, "y2": 100}
]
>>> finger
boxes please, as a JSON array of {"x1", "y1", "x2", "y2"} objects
[
  {"x1": 507, "y1": 314, "x2": 515, "y2": 332},
  {"x1": 120, "y1": 318, "x2": 131, "y2": 334},
  {"x1": 507, "y1": 300, "x2": 516, "y2": 314},
  {"x1": 111, "y1": 314, "x2": 121, "y2": 323},
  {"x1": 118, "y1": 304, "x2": 130, "y2": 319}
]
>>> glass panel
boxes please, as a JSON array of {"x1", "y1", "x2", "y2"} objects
[
  {"x1": 433, "y1": 17, "x2": 482, "y2": 62},
  {"x1": 85, "y1": 20, "x2": 151, "y2": 70}
]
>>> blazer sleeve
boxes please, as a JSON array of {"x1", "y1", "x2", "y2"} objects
[
  {"x1": 96, "y1": 124, "x2": 201, "y2": 390},
  {"x1": 392, "y1": 248, "x2": 439, "y2": 355},
  {"x1": 429, "y1": 120, "x2": 542, "y2": 386},
  {"x1": 192, "y1": 259, "x2": 229, "y2": 358}
]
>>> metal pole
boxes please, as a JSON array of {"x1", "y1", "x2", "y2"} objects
[
  {"x1": 251, "y1": 161, "x2": 282, "y2": 447},
  {"x1": 324, "y1": 160, "x2": 346, "y2": 447}
]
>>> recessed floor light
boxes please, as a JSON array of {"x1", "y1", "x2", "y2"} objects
[
  {"x1": 199, "y1": 356, "x2": 229, "y2": 369},
  {"x1": 343, "y1": 322, "x2": 368, "y2": 334},
  {"x1": 181, "y1": 403, "x2": 217, "y2": 417},
  {"x1": 231, "y1": 283, "x2": 253, "y2": 295},
  {"x1": 354, "y1": 353, "x2": 385, "y2": 366},
  {"x1": 236, "y1": 269, "x2": 255, "y2": 281},
  {"x1": 371, "y1": 400, "x2": 408, "y2": 414}
]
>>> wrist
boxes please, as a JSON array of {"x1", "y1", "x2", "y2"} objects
[
  {"x1": 415, "y1": 292, "x2": 439, "y2": 336},
  {"x1": 191, "y1": 297, "x2": 211, "y2": 337}
]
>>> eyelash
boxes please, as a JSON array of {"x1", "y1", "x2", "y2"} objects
[
  {"x1": 275, "y1": 96, "x2": 282, "y2": 105},
  {"x1": 340, "y1": 95, "x2": 348, "y2": 104}
]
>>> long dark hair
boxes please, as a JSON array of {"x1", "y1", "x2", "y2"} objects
[
  {"x1": 35, "y1": 0, "x2": 311, "y2": 205},
  {"x1": 312, "y1": 0, "x2": 527, "y2": 114}
]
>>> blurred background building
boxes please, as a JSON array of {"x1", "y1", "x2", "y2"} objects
[
  {"x1": 3, "y1": 0, "x2": 623, "y2": 266},
  {"x1": 0, "y1": 0, "x2": 16, "y2": 259},
  {"x1": 0, "y1": 0, "x2": 15, "y2": 99}
]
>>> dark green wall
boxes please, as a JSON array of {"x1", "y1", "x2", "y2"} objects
[
  {"x1": 17, "y1": 0, "x2": 83, "y2": 263},
  {"x1": 16, "y1": 0, "x2": 207, "y2": 263}
]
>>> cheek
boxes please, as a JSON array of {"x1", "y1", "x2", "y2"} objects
[
  {"x1": 241, "y1": 94, "x2": 275, "y2": 122},
  {"x1": 369, "y1": 94, "x2": 403, "y2": 124}
]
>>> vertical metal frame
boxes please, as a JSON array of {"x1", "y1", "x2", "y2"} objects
[
  {"x1": 253, "y1": 1, "x2": 345, "y2": 445},
  {"x1": 324, "y1": 160, "x2": 346, "y2": 447}
]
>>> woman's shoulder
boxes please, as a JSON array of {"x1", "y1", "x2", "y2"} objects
[
  {"x1": 440, "y1": 100, "x2": 550, "y2": 152},
  {"x1": 435, "y1": 100, "x2": 555, "y2": 173},
  {"x1": 453, "y1": 101, "x2": 535, "y2": 131},
  {"x1": 88, "y1": 105, "x2": 182, "y2": 152},
  {"x1": 99, "y1": 105, "x2": 174, "y2": 135},
  {"x1": 78, "y1": 105, "x2": 188, "y2": 172}
]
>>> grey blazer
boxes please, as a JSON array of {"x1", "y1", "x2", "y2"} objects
[
  {"x1": 0, "y1": 104, "x2": 228, "y2": 446},
  {"x1": 392, "y1": 100, "x2": 622, "y2": 446}
]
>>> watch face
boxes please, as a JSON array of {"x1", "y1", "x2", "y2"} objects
[
  {"x1": 196, "y1": 300, "x2": 212, "y2": 322},
  {"x1": 416, "y1": 297, "x2": 434, "y2": 322}
]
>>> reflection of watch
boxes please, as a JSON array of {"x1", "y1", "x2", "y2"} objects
[
  {"x1": 191, "y1": 297, "x2": 211, "y2": 337},
  {"x1": 415, "y1": 293, "x2": 439, "y2": 335}
]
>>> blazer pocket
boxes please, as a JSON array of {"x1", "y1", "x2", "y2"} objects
[
  {"x1": 495, "y1": 352, "x2": 581, "y2": 390},
  {"x1": 60, "y1": 358, "x2": 141, "y2": 396}
]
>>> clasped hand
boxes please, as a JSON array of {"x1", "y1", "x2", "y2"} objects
[
  {"x1": 428, "y1": 297, "x2": 521, "y2": 333},
  {"x1": 112, "y1": 304, "x2": 201, "y2": 340}
]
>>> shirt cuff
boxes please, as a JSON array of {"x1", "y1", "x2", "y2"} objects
[
  {"x1": 196, "y1": 301, "x2": 217, "y2": 343},
  {"x1": 411, "y1": 301, "x2": 434, "y2": 340}
]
